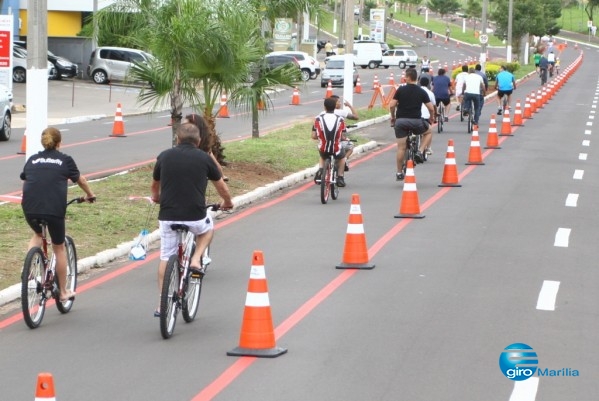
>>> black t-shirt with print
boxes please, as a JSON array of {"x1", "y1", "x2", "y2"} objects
[
  {"x1": 20, "y1": 149, "x2": 81, "y2": 218},
  {"x1": 153, "y1": 143, "x2": 221, "y2": 221},
  {"x1": 393, "y1": 83, "x2": 431, "y2": 119}
]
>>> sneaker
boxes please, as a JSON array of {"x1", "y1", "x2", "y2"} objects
[
  {"x1": 456, "y1": 105, "x2": 460, "y2": 111},
  {"x1": 444, "y1": 116, "x2": 449, "y2": 122},
  {"x1": 344, "y1": 161, "x2": 349, "y2": 172},
  {"x1": 462, "y1": 110, "x2": 469, "y2": 116},
  {"x1": 314, "y1": 169, "x2": 322, "y2": 184},
  {"x1": 425, "y1": 147, "x2": 433, "y2": 155},
  {"x1": 414, "y1": 151, "x2": 424, "y2": 164},
  {"x1": 396, "y1": 172, "x2": 405, "y2": 181},
  {"x1": 497, "y1": 108, "x2": 502, "y2": 115},
  {"x1": 337, "y1": 176, "x2": 346, "y2": 187}
]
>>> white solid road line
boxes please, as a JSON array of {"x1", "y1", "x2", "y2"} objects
[
  {"x1": 509, "y1": 377, "x2": 539, "y2": 401},
  {"x1": 565, "y1": 193, "x2": 579, "y2": 207},
  {"x1": 536, "y1": 280, "x2": 561, "y2": 311},
  {"x1": 554, "y1": 228, "x2": 571, "y2": 247}
]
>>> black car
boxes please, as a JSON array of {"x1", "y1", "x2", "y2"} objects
[
  {"x1": 13, "y1": 41, "x2": 78, "y2": 80},
  {"x1": 246, "y1": 54, "x2": 300, "y2": 83}
]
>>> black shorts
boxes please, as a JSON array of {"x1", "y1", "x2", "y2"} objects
[
  {"x1": 25, "y1": 214, "x2": 66, "y2": 245},
  {"x1": 319, "y1": 149, "x2": 345, "y2": 160},
  {"x1": 393, "y1": 118, "x2": 429, "y2": 139},
  {"x1": 497, "y1": 90, "x2": 513, "y2": 98},
  {"x1": 436, "y1": 98, "x2": 451, "y2": 106}
]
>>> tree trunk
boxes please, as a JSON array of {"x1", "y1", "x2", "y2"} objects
[{"x1": 252, "y1": 104, "x2": 259, "y2": 138}]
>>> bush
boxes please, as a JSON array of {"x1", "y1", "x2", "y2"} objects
[{"x1": 450, "y1": 61, "x2": 520, "y2": 82}]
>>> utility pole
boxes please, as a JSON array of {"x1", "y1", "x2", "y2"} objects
[
  {"x1": 26, "y1": 0, "x2": 49, "y2": 159},
  {"x1": 480, "y1": 0, "x2": 488, "y2": 66},
  {"x1": 343, "y1": 0, "x2": 355, "y2": 105},
  {"x1": 507, "y1": 0, "x2": 513, "y2": 62}
]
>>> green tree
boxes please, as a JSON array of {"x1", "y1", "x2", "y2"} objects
[
  {"x1": 427, "y1": 0, "x2": 462, "y2": 18},
  {"x1": 94, "y1": 0, "x2": 301, "y2": 162},
  {"x1": 585, "y1": 0, "x2": 599, "y2": 23},
  {"x1": 465, "y1": 0, "x2": 482, "y2": 19}
]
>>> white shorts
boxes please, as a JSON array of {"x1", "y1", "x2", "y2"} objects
[{"x1": 159, "y1": 216, "x2": 213, "y2": 261}]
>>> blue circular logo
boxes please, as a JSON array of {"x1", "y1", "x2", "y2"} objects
[{"x1": 499, "y1": 343, "x2": 538, "y2": 381}]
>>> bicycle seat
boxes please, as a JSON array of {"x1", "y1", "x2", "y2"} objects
[{"x1": 170, "y1": 224, "x2": 190, "y2": 232}]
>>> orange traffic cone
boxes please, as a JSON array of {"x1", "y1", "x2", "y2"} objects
[
  {"x1": 512, "y1": 100, "x2": 524, "y2": 126},
  {"x1": 529, "y1": 91, "x2": 538, "y2": 115},
  {"x1": 438, "y1": 139, "x2": 462, "y2": 187},
  {"x1": 257, "y1": 99, "x2": 266, "y2": 111},
  {"x1": 336, "y1": 194, "x2": 375, "y2": 270},
  {"x1": 394, "y1": 160, "x2": 424, "y2": 219},
  {"x1": 227, "y1": 251, "x2": 287, "y2": 358},
  {"x1": 523, "y1": 96, "x2": 532, "y2": 119},
  {"x1": 290, "y1": 87, "x2": 300, "y2": 105},
  {"x1": 354, "y1": 77, "x2": 362, "y2": 94},
  {"x1": 499, "y1": 108, "x2": 512, "y2": 136},
  {"x1": 536, "y1": 89, "x2": 544, "y2": 109},
  {"x1": 34, "y1": 373, "x2": 56, "y2": 401},
  {"x1": 400, "y1": 71, "x2": 406, "y2": 84},
  {"x1": 109, "y1": 103, "x2": 126, "y2": 137},
  {"x1": 484, "y1": 114, "x2": 501, "y2": 149},
  {"x1": 17, "y1": 130, "x2": 26, "y2": 154},
  {"x1": 217, "y1": 92, "x2": 230, "y2": 118},
  {"x1": 325, "y1": 80, "x2": 333, "y2": 98},
  {"x1": 388, "y1": 73, "x2": 395, "y2": 86},
  {"x1": 372, "y1": 75, "x2": 379, "y2": 89},
  {"x1": 465, "y1": 125, "x2": 485, "y2": 165}
]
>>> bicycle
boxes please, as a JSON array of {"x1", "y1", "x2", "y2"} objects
[
  {"x1": 461, "y1": 97, "x2": 475, "y2": 133},
  {"x1": 402, "y1": 128, "x2": 426, "y2": 176},
  {"x1": 21, "y1": 197, "x2": 94, "y2": 329},
  {"x1": 159, "y1": 204, "x2": 220, "y2": 339},
  {"x1": 437, "y1": 103, "x2": 446, "y2": 133},
  {"x1": 319, "y1": 152, "x2": 340, "y2": 204}
]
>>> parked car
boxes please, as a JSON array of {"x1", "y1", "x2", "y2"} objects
[
  {"x1": 320, "y1": 55, "x2": 358, "y2": 88},
  {"x1": 267, "y1": 51, "x2": 320, "y2": 81},
  {"x1": 246, "y1": 54, "x2": 301, "y2": 83},
  {"x1": 379, "y1": 48, "x2": 419, "y2": 69},
  {"x1": 86, "y1": 46, "x2": 153, "y2": 84},
  {"x1": 12, "y1": 46, "x2": 55, "y2": 83},
  {"x1": 14, "y1": 41, "x2": 77, "y2": 80},
  {"x1": 0, "y1": 84, "x2": 11, "y2": 141}
]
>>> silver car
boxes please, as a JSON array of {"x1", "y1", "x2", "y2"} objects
[
  {"x1": 86, "y1": 47, "x2": 153, "y2": 84},
  {"x1": 320, "y1": 55, "x2": 358, "y2": 88},
  {"x1": 0, "y1": 85, "x2": 11, "y2": 141}
]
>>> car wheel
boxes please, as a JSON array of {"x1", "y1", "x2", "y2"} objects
[
  {"x1": 368, "y1": 61, "x2": 378, "y2": 69},
  {"x1": 321, "y1": 82, "x2": 326, "y2": 88},
  {"x1": 384, "y1": 66, "x2": 389, "y2": 69},
  {"x1": 51, "y1": 64, "x2": 62, "y2": 80},
  {"x1": 300, "y1": 69, "x2": 310, "y2": 81},
  {"x1": 399, "y1": 61, "x2": 406, "y2": 69},
  {"x1": 310, "y1": 72, "x2": 318, "y2": 80},
  {"x1": 92, "y1": 70, "x2": 108, "y2": 84},
  {"x1": 0, "y1": 112, "x2": 11, "y2": 141},
  {"x1": 13, "y1": 67, "x2": 26, "y2": 83}
]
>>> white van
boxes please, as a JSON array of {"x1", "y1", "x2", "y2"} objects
[{"x1": 352, "y1": 41, "x2": 382, "y2": 69}]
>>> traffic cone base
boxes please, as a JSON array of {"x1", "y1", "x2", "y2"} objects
[
  {"x1": 227, "y1": 251, "x2": 287, "y2": 358},
  {"x1": 109, "y1": 103, "x2": 126, "y2": 137},
  {"x1": 17, "y1": 131, "x2": 26, "y2": 154},
  {"x1": 395, "y1": 160, "x2": 425, "y2": 219},
  {"x1": 336, "y1": 194, "x2": 375, "y2": 270},
  {"x1": 35, "y1": 372, "x2": 56, "y2": 401}
]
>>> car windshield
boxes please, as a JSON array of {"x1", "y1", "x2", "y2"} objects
[{"x1": 326, "y1": 60, "x2": 344, "y2": 69}]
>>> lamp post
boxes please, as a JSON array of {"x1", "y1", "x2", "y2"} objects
[{"x1": 507, "y1": 0, "x2": 513, "y2": 62}]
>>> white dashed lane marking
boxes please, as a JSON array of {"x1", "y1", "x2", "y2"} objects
[
  {"x1": 579, "y1": 153, "x2": 588, "y2": 160},
  {"x1": 565, "y1": 193, "x2": 579, "y2": 207},
  {"x1": 573, "y1": 170, "x2": 584, "y2": 179},
  {"x1": 536, "y1": 280, "x2": 561, "y2": 311},
  {"x1": 509, "y1": 377, "x2": 539, "y2": 401},
  {"x1": 554, "y1": 228, "x2": 571, "y2": 247}
]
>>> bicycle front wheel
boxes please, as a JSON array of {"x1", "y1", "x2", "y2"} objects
[
  {"x1": 56, "y1": 236, "x2": 77, "y2": 314},
  {"x1": 320, "y1": 158, "x2": 331, "y2": 204},
  {"x1": 160, "y1": 255, "x2": 180, "y2": 339},
  {"x1": 21, "y1": 248, "x2": 46, "y2": 329},
  {"x1": 182, "y1": 246, "x2": 206, "y2": 323}
]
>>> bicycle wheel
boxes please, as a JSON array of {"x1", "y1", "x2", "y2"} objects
[
  {"x1": 467, "y1": 113, "x2": 473, "y2": 133},
  {"x1": 56, "y1": 236, "x2": 77, "y2": 314},
  {"x1": 437, "y1": 110, "x2": 443, "y2": 133},
  {"x1": 21, "y1": 248, "x2": 46, "y2": 329},
  {"x1": 320, "y1": 158, "x2": 331, "y2": 204},
  {"x1": 331, "y1": 168, "x2": 339, "y2": 200},
  {"x1": 460, "y1": 101, "x2": 464, "y2": 122},
  {"x1": 160, "y1": 255, "x2": 180, "y2": 339},
  {"x1": 182, "y1": 246, "x2": 205, "y2": 323}
]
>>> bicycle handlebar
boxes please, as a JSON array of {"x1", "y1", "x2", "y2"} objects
[{"x1": 67, "y1": 196, "x2": 96, "y2": 206}]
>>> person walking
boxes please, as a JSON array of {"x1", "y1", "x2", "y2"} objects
[
  {"x1": 324, "y1": 41, "x2": 334, "y2": 57},
  {"x1": 20, "y1": 127, "x2": 96, "y2": 303}
]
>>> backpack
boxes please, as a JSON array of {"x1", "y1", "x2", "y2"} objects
[{"x1": 315, "y1": 113, "x2": 344, "y2": 154}]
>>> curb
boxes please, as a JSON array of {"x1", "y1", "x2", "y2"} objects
[{"x1": 0, "y1": 118, "x2": 382, "y2": 307}]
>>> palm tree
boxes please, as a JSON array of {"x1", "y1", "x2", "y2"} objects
[{"x1": 94, "y1": 0, "x2": 300, "y2": 162}]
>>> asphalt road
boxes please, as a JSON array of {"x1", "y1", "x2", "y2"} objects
[{"x1": 0, "y1": 31, "x2": 597, "y2": 401}]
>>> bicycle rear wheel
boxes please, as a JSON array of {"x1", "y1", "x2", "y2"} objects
[
  {"x1": 182, "y1": 246, "x2": 206, "y2": 323},
  {"x1": 56, "y1": 236, "x2": 77, "y2": 314},
  {"x1": 160, "y1": 255, "x2": 180, "y2": 339},
  {"x1": 320, "y1": 158, "x2": 331, "y2": 204},
  {"x1": 331, "y1": 168, "x2": 339, "y2": 200},
  {"x1": 21, "y1": 248, "x2": 46, "y2": 329}
]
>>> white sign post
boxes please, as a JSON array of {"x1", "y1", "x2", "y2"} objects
[{"x1": 0, "y1": 15, "x2": 13, "y2": 94}]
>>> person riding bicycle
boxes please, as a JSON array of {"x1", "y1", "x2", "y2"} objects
[
  {"x1": 454, "y1": 64, "x2": 469, "y2": 112},
  {"x1": 330, "y1": 95, "x2": 358, "y2": 171},
  {"x1": 432, "y1": 68, "x2": 452, "y2": 120},
  {"x1": 538, "y1": 55, "x2": 549, "y2": 85},
  {"x1": 151, "y1": 122, "x2": 233, "y2": 317},
  {"x1": 389, "y1": 67, "x2": 435, "y2": 181},
  {"x1": 419, "y1": 76, "x2": 436, "y2": 156},
  {"x1": 462, "y1": 67, "x2": 485, "y2": 126},
  {"x1": 547, "y1": 50, "x2": 556, "y2": 77},
  {"x1": 420, "y1": 56, "x2": 431, "y2": 73},
  {"x1": 494, "y1": 65, "x2": 516, "y2": 115},
  {"x1": 20, "y1": 127, "x2": 96, "y2": 303},
  {"x1": 312, "y1": 97, "x2": 347, "y2": 187}
]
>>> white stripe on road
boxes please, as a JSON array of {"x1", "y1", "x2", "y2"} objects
[
  {"x1": 582, "y1": 140, "x2": 590, "y2": 146},
  {"x1": 573, "y1": 170, "x2": 584, "y2": 179},
  {"x1": 509, "y1": 377, "x2": 539, "y2": 401},
  {"x1": 584, "y1": 130, "x2": 591, "y2": 135},
  {"x1": 554, "y1": 228, "x2": 571, "y2": 247},
  {"x1": 579, "y1": 153, "x2": 588, "y2": 160},
  {"x1": 536, "y1": 280, "x2": 560, "y2": 311},
  {"x1": 565, "y1": 193, "x2": 579, "y2": 207}
]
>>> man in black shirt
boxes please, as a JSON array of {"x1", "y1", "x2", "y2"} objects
[
  {"x1": 389, "y1": 68, "x2": 435, "y2": 180},
  {"x1": 151, "y1": 122, "x2": 233, "y2": 315}
]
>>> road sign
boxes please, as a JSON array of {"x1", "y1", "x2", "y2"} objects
[{"x1": 479, "y1": 34, "x2": 489, "y2": 44}]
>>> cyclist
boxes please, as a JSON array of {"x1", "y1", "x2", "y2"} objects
[
  {"x1": 312, "y1": 97, "x2": 347, "y2": 187},
  {"x1": 151, "y1": 122, "x2": 233, "y2": 317},
  {"x1": 547, "y1": 50, "x2": 556, "y2": 77},
  {"x1": 495, "y1": 65, "x2": 516, "y2": 115},
  {"x1": 432, "y1": 68, "x2": 452, "y2": 120},
  {"x1": 461, "y1": 67, "x2": 485, "y2": 126},
  {"x1": 454, "y1": 64, "x2": 469, "y2": 112},
  {"x1": 538, "y1": 54, "x2": 549, "y2": 85},
  {"x1": 420, "y1": 56, "x2": 431, "y2": 73},
  {"x1": 419, "y1": 76, "x2": 436, "y2": 156},
  {"x1": 389, "y1": 67, "x2": 435, "y2": 181},
  {"x1": 474, "y1": 64, "x2": 488, "y2": 117},
  {"x1": 20, "y1": 127, "x2": 96, "y2": 303}
]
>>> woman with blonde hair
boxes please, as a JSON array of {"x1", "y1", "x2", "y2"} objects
[{"x1": 20, "y1": 127, "x2": 96, "y2": 302}]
